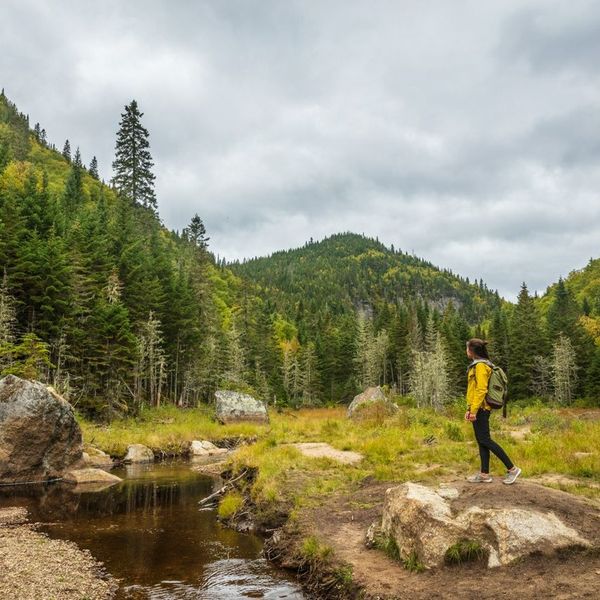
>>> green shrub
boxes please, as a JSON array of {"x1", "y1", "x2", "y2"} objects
[
  {"x1": 218, "y1": 491, "x2": 244, "y2": 520},
  {"x1": 444, "y1": 422, "x2": 464, "y2": 441},
  {"x1": 402, "y1": 550, "x2": 425, "y2": 572},
  {"x1": 444, "y1": 539, "x2": 486, "y2": 565},
  {"x1": 301, "y1": 536, "x2": 332, "y2": 562}
]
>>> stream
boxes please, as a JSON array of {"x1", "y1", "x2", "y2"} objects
[{"x1": 0, "y1": 460, "x2": 305, "y2": 599}]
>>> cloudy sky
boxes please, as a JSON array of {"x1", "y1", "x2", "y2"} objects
[{"x1": 2, "y1": 1, "x2": 600, "y2": 300}]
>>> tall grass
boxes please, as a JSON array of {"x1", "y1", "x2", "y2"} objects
[{"x1": 78, "y1": 402, "x2": 600, "y2": 508}]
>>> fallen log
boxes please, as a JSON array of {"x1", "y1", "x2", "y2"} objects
[{"x1": 198, "y1": 469, "x2": 248, "y2": 506}]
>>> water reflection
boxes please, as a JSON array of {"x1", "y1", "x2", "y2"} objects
[{"x1": 0, "y1": 461, "x2": 304, "y2": 599}]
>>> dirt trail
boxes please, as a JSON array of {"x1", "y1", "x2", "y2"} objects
[{"x1": 285, "y1": 479, "x2": 600, "y2": 599}]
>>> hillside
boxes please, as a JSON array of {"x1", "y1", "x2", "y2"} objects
[
  {"x1": 2, "y1": 90, "x2": 599, "y2": 411},
  {"x1": 0, "y1": 91, "x2": 245, "y2": 416},
  {"x1": 229, "y1": 232, "x2": 502, "y2": 324}
]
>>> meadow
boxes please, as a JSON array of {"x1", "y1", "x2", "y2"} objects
[{"x1": 79, "y1": 399, "x2": 600, "y2": 520}]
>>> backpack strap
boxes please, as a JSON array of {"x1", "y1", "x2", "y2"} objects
[{"x1": 467, "y1": 359, "x2": 494, "y2": 385}]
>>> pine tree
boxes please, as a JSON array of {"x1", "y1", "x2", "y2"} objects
[
  {"x1": 488, "y1": 308, "x2": 509, "y2": 370},
  {"x1": 585, "y1": 347, "x2": 600, "y2": 403},
  {"x1": 0, "y1": 270, "x2": 18, "y2": 373},
  {"x1": 547, "y1": 278, "x2": 580, "y2": 342},
  {"x1": 508, "y1": 283, "x2": 546, "y2": 399},
  {"x1": 185, "y1": 214, "x2": 210, "y2": 249},
  {"x1": 63, "y1": 148, "x2": 84, "y2": 214},
  {"x1": 112, "y1": 100, "x2": 157, "y2": 210},
  {"x1": 62, "y1": 139, "x2": 71, "y2": 162},
  {"x1": 89, "y1": 156, "x2": 99, "y2": 179}
]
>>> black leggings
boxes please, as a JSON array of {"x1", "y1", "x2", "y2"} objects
[{"x1": 472, "y1": 409, "x2": 514, "y2": 473}]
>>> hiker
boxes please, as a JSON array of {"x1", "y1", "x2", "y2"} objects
[{"x1": 465, "y1": 338, "x2": 521, "y2": 484}]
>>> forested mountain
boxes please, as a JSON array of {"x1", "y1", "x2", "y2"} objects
[
  {"x1": 230, "y1": 232, "x2": 502, "y2": 324},
  {"x1": 1, "y1": 90, "x2": 598, "y2": 415}
]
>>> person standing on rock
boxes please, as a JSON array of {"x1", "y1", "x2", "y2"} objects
[{"x1": 465, "y1": 338, "x2": 521, "y2": 484}]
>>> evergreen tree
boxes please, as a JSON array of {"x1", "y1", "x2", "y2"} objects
[
  {"x1": 185, "y1": 214, "x2": 210, "y2": 249},
  {"x1": 89, "y1": 155, "x2": 99, "y2": 179},
  {"x1": 63, "y1": 148, "x2": 84, "y2": 214},
  {"x1": 62, "y1": 139, "x2": 71, "y2": 162},
  {"x1": 508, "y1": 283, "x2": 546, "y2": 399},
  {"x1": 585, "y1": 347, "x2": 600, "y2": 403},
  {"x1": 547, "y1": 278, "x2": 580, "y2": 342},
  {"x1": 112, "y1": 100, "x2": 157, "y2": 210},
  {"x1": 0, "y1": 270, "x2": 18, "y2": 373}
]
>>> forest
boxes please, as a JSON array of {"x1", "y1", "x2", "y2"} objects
[{"x1": 1, "y1": 90, "x2": 600, "y2": 420}]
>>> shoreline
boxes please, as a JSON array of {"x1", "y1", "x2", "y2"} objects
[{"x1": 0, "y1": 507, "x2": 117, "y2": 600}]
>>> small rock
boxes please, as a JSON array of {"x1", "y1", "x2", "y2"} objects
[
  {"x1": 190, "y1": 440, "x2": 228, "y2": 456},
  {"x1": 365, "y1": 520, "x2": 382, "y2": 549},
  {"x1": 83, "y1": 446, "x2": 114, "y2": 468},
  {"x1": 573, "y1": 452, "x2": 594, "y2": 459},
  {"x1": 123, "y1": 444, "x2": 154, "y2": 463},
  {"x1": 63, "y1": 468, "x2": 122, "y2": 485}
]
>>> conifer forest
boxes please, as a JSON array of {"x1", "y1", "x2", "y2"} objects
[{"x1": 2, "y1": 91, "x2": 600, "y2": 420}]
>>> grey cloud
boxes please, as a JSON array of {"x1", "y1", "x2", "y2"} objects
[{"x1": 1, "y1": 1, "x2": 600, "y2": 300}]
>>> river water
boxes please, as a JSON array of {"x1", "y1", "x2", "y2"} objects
[{"x1": 0, "y1": 460, "x2": 305, "y2": 599}]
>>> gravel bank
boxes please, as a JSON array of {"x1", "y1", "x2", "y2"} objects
[{"x1": 0, "y1": 507, "x2": 116, "y2": 600}]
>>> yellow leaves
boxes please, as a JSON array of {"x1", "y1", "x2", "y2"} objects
[
  {"x1": 0, "y1": 160, "x2": 42, "y2": 196},
  {"x1": 580, "y1": 315, "x2": 600, "y2": 346}
]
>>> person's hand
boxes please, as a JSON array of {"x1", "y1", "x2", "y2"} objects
[
  {"x1": 464, "y1": 410, "x2": 471, "y2": 421},
  {"x1": 465, "y1": 411, "x2": 477, "y2": 422}
]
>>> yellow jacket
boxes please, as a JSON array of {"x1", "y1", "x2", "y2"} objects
[{"x1": 466, "y1": 361, "x2": 492, "y2": 413}]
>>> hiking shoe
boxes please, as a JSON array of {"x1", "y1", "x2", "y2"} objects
[
  {"x1": 503, "y1": 467, "x2": 522, "y2": 485},
  {"x1": 467, "y1": 473, "x2": 493, "y2": 483}
]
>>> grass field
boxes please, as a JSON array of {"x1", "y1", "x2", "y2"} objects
[{"x1": 78, "y1": 399, "x2": 600, "y2": 517}]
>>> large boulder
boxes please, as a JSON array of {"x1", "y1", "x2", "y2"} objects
[
  {"x1": 123, "y1": 443, "x2": 154, "y2": 463},
  {"x1": 347, "y1": 386, "x2": 397, "y2": 418},
  {"x1": 380, "y1": 482, "x2": 590, "y2": 569},
  {"x1": 214, "y1": 390, "x2": 269, "y2": 424},
  {"x1": 0, "y1": 376, "x2": 83, "y2": 484}
]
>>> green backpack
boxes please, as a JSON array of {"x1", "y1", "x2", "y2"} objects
[{"x1": 469, "y1": 359, "x2": 508, "y2": 412}]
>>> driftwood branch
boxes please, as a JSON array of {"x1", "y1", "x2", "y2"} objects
[{"x1": 198, "y1": 469, "x2": 248, "y2": 506}]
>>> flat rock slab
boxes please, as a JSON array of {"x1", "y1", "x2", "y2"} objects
[
  {"x1": 289, "y1": 442, "x2": 363, "y2": 465},
  {"x1": 63, "y1": 468, "x2": 122, "y2": 486}
]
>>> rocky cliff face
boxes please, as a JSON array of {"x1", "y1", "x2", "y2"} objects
[{"x1": 0, "y1": 376, "x2": 83, "y2": 483}]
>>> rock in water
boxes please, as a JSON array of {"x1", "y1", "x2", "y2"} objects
[
  {"x1": 123, "y1": 443, "x2": 154, "y2": 463},
  {"x1": 63, "y1": 468, "x2": 122, "y2": 485},
  {"x1": 214, "y1": 390, "x2": 269, "y2": 424},
  {"x1": 190, "y1": 440, "x2": 228, "y2": 456},
  {"x1": 0, "y1": 375, "x2": 83, "y2": 484},
  {"x1": 82, "y1": 446, "x2": 114, "y2": 469},
  {"x1": 347, "y1": 386, "x2": 398, "y2": 418}
]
